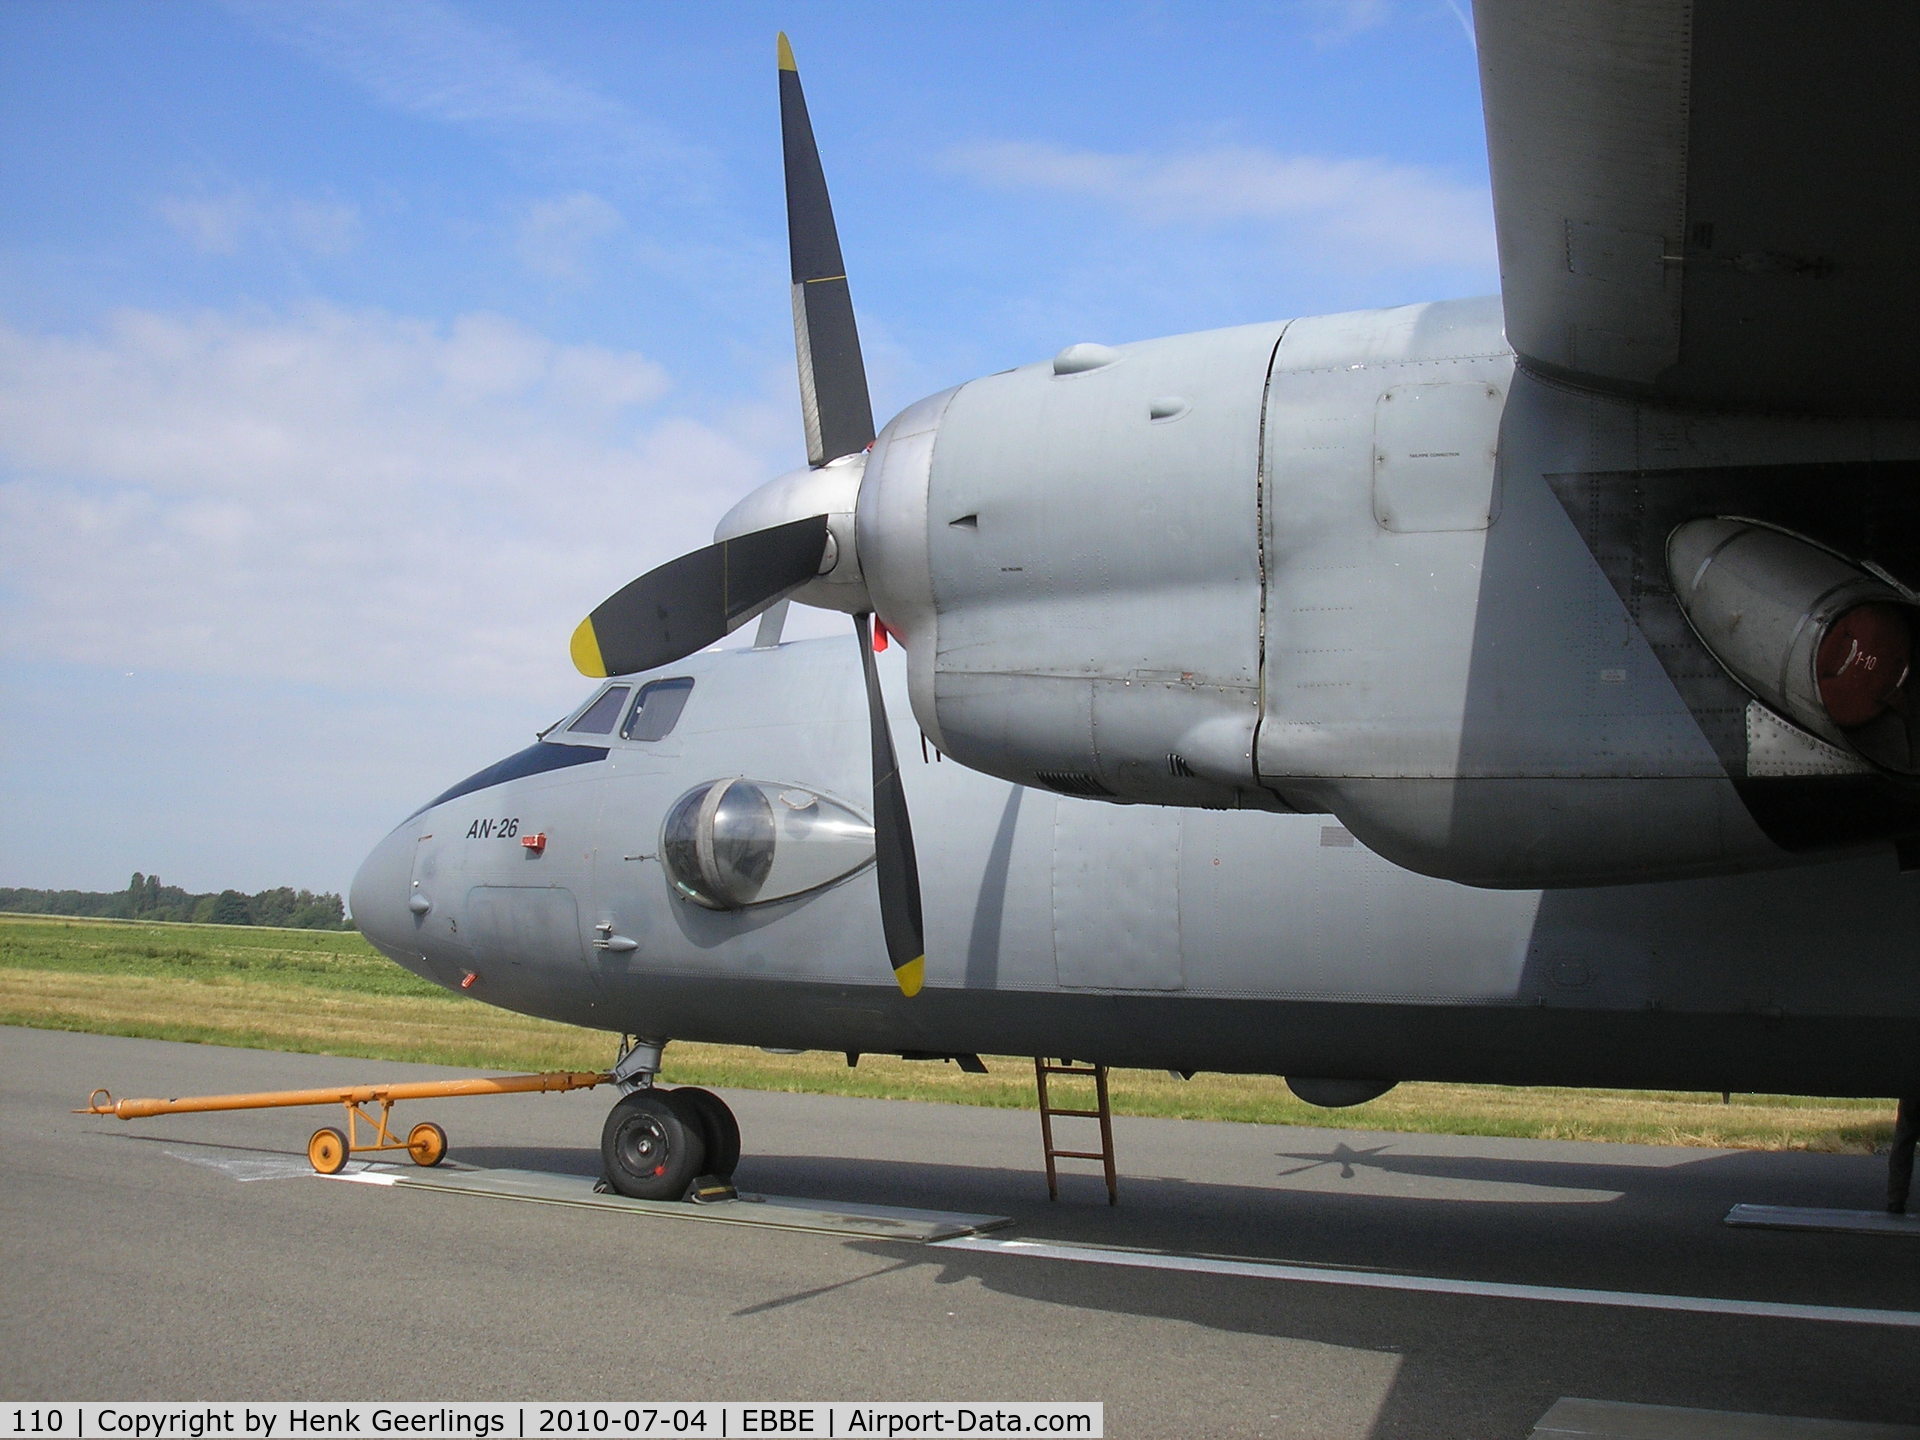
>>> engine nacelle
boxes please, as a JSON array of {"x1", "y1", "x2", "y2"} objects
[
  {"x1": 860, "y1": 320, "x2": 1289, "y2": 811},
  {"x1": 846, "y1": 296, "x2": 1920, "y2": 888}
]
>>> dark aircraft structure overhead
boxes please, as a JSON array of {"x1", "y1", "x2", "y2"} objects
[{"x1": 1479, "y1": 0, "x2": 1920, "y2": 417}]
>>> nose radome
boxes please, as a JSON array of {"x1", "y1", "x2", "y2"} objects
[{"x1": 350, "y1": 824, "x2": 417, "y2": 963}]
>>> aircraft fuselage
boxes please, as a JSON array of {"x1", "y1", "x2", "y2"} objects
[{"x1": 353, "y1": 633, "x2": 1920, "y2": 1099}]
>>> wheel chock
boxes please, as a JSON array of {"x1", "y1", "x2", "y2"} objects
[{"x1": 689, "y1": 1175, "x2": 739, "y2": 1204}]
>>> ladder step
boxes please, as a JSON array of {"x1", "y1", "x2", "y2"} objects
[{"x1": 1033, "y1": 1055, "x2": 1118, "y2": 1206}]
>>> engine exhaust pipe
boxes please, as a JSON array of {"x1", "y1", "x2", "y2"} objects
[{"x1": 1668, "y1": 518, "x2": 1919, "y2": 772}]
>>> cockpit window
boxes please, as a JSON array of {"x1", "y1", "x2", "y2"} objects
[
  {"x1": 622, "y1": 677, "x2": 694, "y2": 741},
  {"x1": 567, "y1": 685, "x2": 631, "y2": 735}
]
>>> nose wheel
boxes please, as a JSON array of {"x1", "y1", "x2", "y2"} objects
[
  {"x1": 599, "y1": 1086, "x2": 741, "y2": 1201},
  {"x1": 667, "y1": 1085, "x2": 742, "y2": 1181}
]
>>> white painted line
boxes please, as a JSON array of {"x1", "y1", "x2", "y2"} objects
[
  {"x1": 324, "y1": 1166, "x2": 399, "y2": 1186},
  {"x1": 934, "y1": 1235, "x2": 1920, "y2": 1330}
]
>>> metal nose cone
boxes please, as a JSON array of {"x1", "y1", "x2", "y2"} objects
[{"x1": 350, "y1": 824, "x2": 418, "y2": 966}]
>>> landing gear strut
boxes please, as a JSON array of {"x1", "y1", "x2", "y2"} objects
[{"x1": 597, "y1": 1037, "x2": 741, "y2": 1202}]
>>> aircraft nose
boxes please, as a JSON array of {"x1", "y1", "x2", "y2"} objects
[{"x1": 350, "y1": 824, "x2": 417, "y2": 965}]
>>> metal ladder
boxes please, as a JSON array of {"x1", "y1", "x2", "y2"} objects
[{"x1": 1033, "y1": 1058, "x2": 1117, "y2": 1204}]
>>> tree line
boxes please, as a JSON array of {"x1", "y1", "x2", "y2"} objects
[{"x1": 0, "y1": 873, "x2": 351, "y2": 929}]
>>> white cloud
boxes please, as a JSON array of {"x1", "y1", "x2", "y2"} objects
[
  {"x1": 283, "y1": 198, "x2": 364, "y2": 256},
  {"x1": 0, "y1": 306, "x2": 773, "y2": 700},
  {"x1": 158, "y1": 187, "x2": 363, "y2": 258},
  {"x1": 1299, "y1": 0, "x2": 1476, "y2": 51},
  {"x1": 1305, "y1": 0, "x2": 1392, "y2": 47},
  {"x1": 226, "y1": 0, "x2": 707, "y2": 190},
  {"x1": 1444, "y1": 0, "x2": 1478, "y2": 51},
  {"x1": 157, "y1": 194, "x2": 252, "y2": 255},
  {"x1": 948, "y1": 140, "x2": 1493, "y2": 272},
  {"x1": 516, "y1": 192, "x2": 625, "y2": 282}
]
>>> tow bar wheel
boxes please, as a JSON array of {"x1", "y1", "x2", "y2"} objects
[
  {"x1": 406, "y1": 1120, "x2": 448, "y2": 1167},
  {"x1": 307, "y1": 1126, "x2": 350, "y2": 1175}
]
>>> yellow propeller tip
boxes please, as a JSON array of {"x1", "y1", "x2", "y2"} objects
[
  {"x1": 569, "y1": 617, "x2": 609, "y2": 678},
  {"x1": 895, "y1": 955, "x2": 925, "y2": 998},
  {"x1": 777, "y1": 33, "x2": 796, "y2": 71}
]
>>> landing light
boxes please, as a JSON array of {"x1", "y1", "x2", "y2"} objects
[{"x1": 660, "y1": 779, "x2": 876, "y2": 910}]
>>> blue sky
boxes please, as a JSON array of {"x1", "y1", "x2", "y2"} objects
[{"x1": 0, "y1": 0, "x2": 1495, "y2": 901}]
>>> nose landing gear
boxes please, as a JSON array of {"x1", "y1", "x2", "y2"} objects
[{"x1": 597, "y1": 1038, "x2": 742, "y2": 1202}]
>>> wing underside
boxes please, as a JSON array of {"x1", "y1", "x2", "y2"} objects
[{"x1": 1475, "y1": 0, "x2": 1920, "y2": 418}]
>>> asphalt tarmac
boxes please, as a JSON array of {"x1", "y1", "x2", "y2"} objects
[{"x1": 4, "y1": 1028, "x2": 1918, "y2": 1438}]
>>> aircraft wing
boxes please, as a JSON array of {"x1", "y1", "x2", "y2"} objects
[{"x1": 1475, "y1": 1, "x2": 1920, "y2": 418}]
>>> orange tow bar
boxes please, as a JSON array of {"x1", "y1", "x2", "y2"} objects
[{"x1": 78, "y1": 1071, "x2": 613, "y2": 1174}]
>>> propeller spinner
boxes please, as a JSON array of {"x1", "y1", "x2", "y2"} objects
[{"x1": 569, "y1": 34, "x2": 925, "y2": 996}]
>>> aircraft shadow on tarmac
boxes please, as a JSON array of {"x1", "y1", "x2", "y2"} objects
[
  {"x1": 725, "y1": 1141, "x2": 1916, "y2": 1440},
  {"x1": 114, "y1": 1129, "x2": 1919, "y2": 1434},
  {"x1": 394, "y1": 1134, "x2": 1899, "y2": 1286},
  {"x1": 841, "y1": 1227, "x2": 1919, "y2": 1440},
  {"x1": 387, "y1": 1133, "x2": 1911, "y2": 1287},
  {"x1": 494, "y1": 1137, "x2": 1916, "y2": 1437}
]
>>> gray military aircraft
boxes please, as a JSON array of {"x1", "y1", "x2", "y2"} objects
[{"x1": 352, "y1": 3, "x2": 1920, "y2": 1200}]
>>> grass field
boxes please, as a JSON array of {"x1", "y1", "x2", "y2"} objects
[{"x1": 0, "y1": 912, "x2": 1897, "y2": 1152}]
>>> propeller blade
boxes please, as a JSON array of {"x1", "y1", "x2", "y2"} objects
[
  {"x1": 854, "y1": 611, "x2": 925, "y2": 996},
  {"x1": 571, "y1": 515, "x2": 830, "y2": 678},
  {"x1": 779, "y1": 33, "x2": 875, "y2": 468},
  {"x1": 780, "y1": 42, "x2": 914, "y2": 990}
]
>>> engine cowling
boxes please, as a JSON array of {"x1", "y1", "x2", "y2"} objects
[{"x1": 859, "y1": 320, "x2": 1289, "y2": 811}]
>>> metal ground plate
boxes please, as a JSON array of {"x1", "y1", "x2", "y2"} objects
[
  {"x1": 369, "y1": 1164, "x2": 1010, "y2": 1241},
  {"x1": 1531, "y1": 1396, "x2": 1920, "y2": 1438},
  {"x1": 1724, "y1": 1205, "x2": 1920, "y2": 1238}
]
